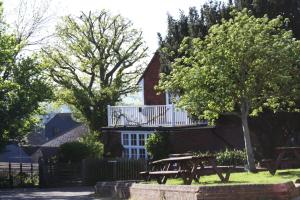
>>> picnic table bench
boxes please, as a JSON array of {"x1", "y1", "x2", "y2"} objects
[
  {"x1": 266, "y1": 147, "x2": 300, "y2": 175},
  {"x1": 140, "y1": 155, "x2": 236, "y2": 185}
]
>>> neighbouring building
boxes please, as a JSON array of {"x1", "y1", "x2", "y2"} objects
[{"x1": 102, "y1": 52, "x2": 245, "y2": 159}]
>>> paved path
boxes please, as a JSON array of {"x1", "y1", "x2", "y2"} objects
[{"x1": 0, "y1": 187, "x2": 114, "y2": 200}]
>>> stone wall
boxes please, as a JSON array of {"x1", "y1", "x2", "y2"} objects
[{"x1": 95, "y1": 181, "x2": 300, "y2": 200}]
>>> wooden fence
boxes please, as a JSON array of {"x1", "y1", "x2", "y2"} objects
[
  {"x1": 0, "y1": 162, "x2": 39, "y2": 188},
  {"x1": 39, "y1": 159, "x2": 82, "y2": 187},
  {"x1": 39, "y1": 158, "x2": 148, "y2": 187},
  {"x1": 82, "y1": 158, "x2": 148, "y2": 185}
]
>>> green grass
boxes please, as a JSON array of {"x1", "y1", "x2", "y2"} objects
[{"x1": 143, "y1": 169, "x2": 300, "y2": 185}]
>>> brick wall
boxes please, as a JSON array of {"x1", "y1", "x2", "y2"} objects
[
  {"x1": 142, "y1": 52, "x2": 166, "y2": 105},
  {"x1": 95, "y1": 181, "x2": 300, "y2": 200}
]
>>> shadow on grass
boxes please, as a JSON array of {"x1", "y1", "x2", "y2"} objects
[{"x1": 277, "y1": 170, "x2": 300, "y2": 179}]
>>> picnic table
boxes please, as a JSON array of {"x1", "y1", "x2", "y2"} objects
[
  {"x1": 268, "y1": 147, "x2": 300, "y2": 175},
  {"x1": 140, "y1": 155, "x2": 234, "y2": 185}
]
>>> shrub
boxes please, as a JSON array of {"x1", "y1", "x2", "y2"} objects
[
  {"x1": 145, "y1": 132, "x2": 170, "y2": 160},
  {"x1": 194, "y1": 149, "x2": 247, "y2": 166},
  {"x1": 80, "y1": 131, "x2": 104, "y2": 159},
  {"x1": 215, "y1": 149, "x2": 247, "y2": 166},
  {"x1": 58, "y1": 141, "x2": 91, "y2": 163}
]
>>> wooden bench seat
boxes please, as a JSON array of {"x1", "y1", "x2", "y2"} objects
[{"x1": 148, "y1": 170, "x2": 188, "y2": 175}]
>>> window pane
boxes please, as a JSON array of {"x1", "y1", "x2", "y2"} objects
[
  {"x1": 123, "y1": 134, "x2": 129, "y2": 145},
  {"x1": 139, "y1": 134, "x2": 145, "y2": 146},
  {"x1": 131, "y1": 134, "x2": 137, "y2": 146},
  {"x1": 139, "y1": 149, "x2": 146, "y2": 158},
  {"x1": 131, "y1": 148, "x2": 138, "y2": 159}
]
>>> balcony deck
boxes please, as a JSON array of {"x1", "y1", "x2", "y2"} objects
[{"x1": 107, "y1": 105, "x2": 206, "y2": 127}]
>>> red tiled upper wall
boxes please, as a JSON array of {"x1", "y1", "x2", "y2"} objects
[{"x1": 140, "y1": 52, "x2": 166, "y2": 105}]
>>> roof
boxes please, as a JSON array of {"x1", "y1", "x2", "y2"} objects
[
  {"x1": 0, "y1": 144, "x2": 32, "y2": 163},
  {"x1": 137, "y1": 51, "x2": 160, "y2": 84},
  {"x1": 42, "y1": 124, "x2": 89, "y2": 147}
]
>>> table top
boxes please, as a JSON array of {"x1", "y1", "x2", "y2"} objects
[
  {"x1": 151, "y1": 155, "x2": 215, "y2": 164},
  {"x1": 275, "y1": 146, "x2": 300, "y2": 151}
]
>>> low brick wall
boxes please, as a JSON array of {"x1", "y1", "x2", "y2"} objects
[{"x1": 95, "y1": 181, "x2": 300, "y2": 200}]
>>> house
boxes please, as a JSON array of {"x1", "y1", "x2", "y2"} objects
[
  {"x1": 24, "y1": 113, "x2": 88, "y2": 162},
  {"x1": 0, "y1": 143, "x2": 32, "y2": 163},
  {"x1": 102, "y1": 52, "x2": 245, "y2": 159}
]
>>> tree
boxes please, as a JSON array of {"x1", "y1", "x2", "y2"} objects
[
  {"x1": 235, "y1": 0, "x2": 300, "y2": 39},
  {"x1": 158, "y1": 1, "x2": 232, "y2": 73},
  {"x1": 159, "y1": 10, "x2": 300, "y2": 172},
  {"x1": 42, "y1": 10, "x2": 147, "y2": 131},
  {"x1": 0, "y1": 2, "x2": 53, "y2": 147}
]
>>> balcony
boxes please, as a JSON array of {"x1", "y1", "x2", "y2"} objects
[{"x1": 107, "y1": 105, "x2": 206, "y2": 127}]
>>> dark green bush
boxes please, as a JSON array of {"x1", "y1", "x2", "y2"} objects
[
  {"x1": 215, "y1": 149, "x2": 246, "y2": 166},
  {"x1": 194, "y1": 149, "x2": 246, "y2": 166},
  {"x1": 58, "y1": 141, "x2": 91, "y2": 163},
  {"x1": 145, "y1": 132, "x2": 170, "y2": 160}
]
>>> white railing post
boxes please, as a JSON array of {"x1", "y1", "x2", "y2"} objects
[
  {"x1": 107, "y1": 105, "x2": 112, "y2": 126},
  {"x1": 171, "y1": 104, "x2": 175, "y2": 126}
]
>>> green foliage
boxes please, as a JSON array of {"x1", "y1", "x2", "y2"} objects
[
  {"x1": 158, "y1": 1, "x2": 232, "y2": 73},
  {"x1": 57, "y1": 141, "x2": 91, "y2": 163},
  {"x1": 42, "y1": 10, "x2": 147, "y2": 131},
  {"x1": 194, "y1": 149, "x2": 246, "y2": 166},
  {"x1": 145, "y1": 132, "x2": 170, "y2": 160},
  {"x1": 79, "y1": 131, "x2": 104, "y2": 159},
  {"x1": 160, "y1": 10, "x2": 300, "y2": 121},
  {"x1": 0, "y1": 3, "x2": 53, "y2": 146},
  {"x1": 159, "y1": 9, "x2": 300, "y2": 171},
  {"x1": 215, "y1": 149, "x2": 246, "y2": 166},
  {"x1": 236, "y1": 0, "x2": 300, "y2": 39}
]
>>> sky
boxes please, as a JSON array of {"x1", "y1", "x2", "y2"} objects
[
  {"x1": 2, "y1": 0, "x2": 227, "y2": 106},
  {"x1": 2, "y1": 0, "x2": 227, "y2": 58}
]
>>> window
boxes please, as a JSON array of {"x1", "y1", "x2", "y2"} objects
[
  {"x1": 123, "y1": 134, "x2": 129, "y2": 145},
  {"x1": 131, "y1": 149, "x2": 138, "y2": 159},
  {"x1": 131, "y1": 134, "x2": 137, "y2": 146},
  {"x1": 121, "y1": 132, "x2": 151, "y2": 159},
  {"x1": 139, "y1": 134, "x2": 145, "y2": 146},
  {"x1": 139, "y1": 149, "x2": 146, "y2": 158}
]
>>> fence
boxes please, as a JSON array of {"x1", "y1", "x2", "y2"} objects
[
  {"x1": 39, "y1": 158, "x2": 148, "y2": 187},
  {"x1": 82, "y1": 158, "x2": 148, "y2": 185},
  {"x1": 107, "y1": 105, "x2": 204, "y2": 127},
  {"x1": 39, "y1": 159, "x2": 82, "y2": 187},
  {"x1": 0, "y1": 162, "x2": 39, "y2": 188}
]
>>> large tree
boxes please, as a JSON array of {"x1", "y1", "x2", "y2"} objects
[
  {"x1": 42, "y1": 10, "x2": 148, "y2": 131},
  {"x1": 159, "y1": 10, "x2": 300, "y2": 172},
  {"x1": 0, "y1": 2, "x2": 53, "y2": 147},
  {"x1": 235, "y1": 0, "x2": 300, "y2": 39},
  {"x1": 158, "y1": 1, "x2": 232, "y2": 73}
]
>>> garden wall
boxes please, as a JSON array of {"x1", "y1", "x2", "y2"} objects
[{"x1": 95, "y1": 181, "x2": 300, "y2": 200}]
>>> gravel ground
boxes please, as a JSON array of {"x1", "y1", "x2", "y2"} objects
[{"x1": 0, "y1": 186, "x2": 116, "y2": 200}]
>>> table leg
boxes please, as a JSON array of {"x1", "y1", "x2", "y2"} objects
[
  {"x1": 210, "y1": 159, "x2": 227, "y2": 182},
  {"x1": 270, "y1": 152, "x2": 286, "y2": 175}
]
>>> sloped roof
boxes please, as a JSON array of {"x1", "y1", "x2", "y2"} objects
[
  {"x1": 42, "y1": 125, "x2": 89, "y2": 147},
  {"x1": 0, "y1": 144, "x2": 32, "y2": 163},
  {"x1": 137, "y1": 51, "x2": 159, "y2": 84}
]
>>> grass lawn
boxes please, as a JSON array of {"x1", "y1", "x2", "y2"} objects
[{"x1": 143, "y1": 169, "x2": 300, "y2": 185}]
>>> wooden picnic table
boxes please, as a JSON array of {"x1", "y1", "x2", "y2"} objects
[
  {"x1": 269, "y1": 147, "x2": 300, "y2": 175},
  {"x1": 141, "y1": 155, "x2": 233, "y2": 185}
]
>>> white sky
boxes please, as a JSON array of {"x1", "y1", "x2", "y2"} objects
[
  {"x1": 2, "y1": 0, "x2": 227, "y2": 105},
  {"x1": 2, "y1": 0, "x2": 227, "y2": 58}
]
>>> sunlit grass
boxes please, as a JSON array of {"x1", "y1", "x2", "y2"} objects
[{"x1": 142, "y1": 169, "x2": 300, "y2": 185}]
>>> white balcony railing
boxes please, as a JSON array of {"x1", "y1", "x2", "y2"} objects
[{"x1": 107, "y1": 104, "x2": 205, "y2": 127}]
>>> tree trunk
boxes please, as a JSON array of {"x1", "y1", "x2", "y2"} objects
[{"x1": 241, "y1": 101, "x2": 256, "y2": 172}]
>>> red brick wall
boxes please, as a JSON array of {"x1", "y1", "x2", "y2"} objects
[
  {"x1": 95, "y1": 181, "x2": 300, "y2": 200},
  {"x1": 142, "y1": 52, "x2": 166, "y2": 105}
]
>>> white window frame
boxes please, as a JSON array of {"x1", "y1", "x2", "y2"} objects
[{"x1": 121, "y1": 131, "x2": 151, "y2": 159}]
